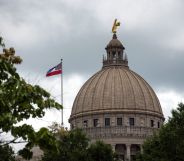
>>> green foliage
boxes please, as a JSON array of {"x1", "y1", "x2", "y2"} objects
[
  {"x1": 137, "y1": 103, "x2": 184, "y2": 161},
  {"x1": 0, "y1": 45, "x2": 62, "y2": 159},
  {"x1": 42, "y1": 128, "x2": 119, "y2": 161},
  {"x1": 0, "y1": 144, "x2": 16, "y2": 161},
  {"x1": 87, "y1": 141, "x2": 119, "y2": 161},
  {"x1": 42, "y1": 128, "x2": 89, "y2": 161}
]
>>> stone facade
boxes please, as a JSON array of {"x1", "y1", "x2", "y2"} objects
[{"x1": 69, "y1": 33, "x2": 164, "y2": 161}]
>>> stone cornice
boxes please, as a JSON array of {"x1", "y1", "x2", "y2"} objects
[{"x1": 69, "y1": 109, "x2": 164, "y2": 122}]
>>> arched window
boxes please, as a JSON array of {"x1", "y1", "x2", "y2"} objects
[
  {"x1": 112, "y1": 51, "x2": 116, "y2": 59},
  {"x1": 118, "y1": 51, "x2": 121, "y2": 59}
]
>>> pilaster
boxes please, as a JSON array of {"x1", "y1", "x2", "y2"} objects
[{"x1": 126, "y1": 144, "x2": 131, "y2": 161}]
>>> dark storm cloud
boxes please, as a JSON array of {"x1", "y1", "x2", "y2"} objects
[
  {"x1": 125, "y1": 31, "x2": 184, "y2": 92},
  {"x1": 0, "y1": 0, "x2": 184, "y2": 92}
]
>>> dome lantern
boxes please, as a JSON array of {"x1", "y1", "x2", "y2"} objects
[{"x1": 103, "y1": 33, "x2": 128, "y2": 68}]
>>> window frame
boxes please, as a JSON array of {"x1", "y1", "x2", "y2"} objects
[
  {"x1": 129, "y1": 118, "x2": 135, "y2": 126},
  {"x1": 151, "y1": 120, "x2": 154, "y2": 127},
  {"x1": 83, "y1": 120, "x2": 88, "y2": 128},
  {"x1": 117, "y1": 117, "x2": 123, "y2": 126},
  {"x1": 105, "y1": 118, "x2": 110, "y2": 127},
  {"x1": 157, "y1": 121, "x2": 160, "y2": 128},
  {"x1": 93, "y1": 119, "x2": 98, "y2": 127}
]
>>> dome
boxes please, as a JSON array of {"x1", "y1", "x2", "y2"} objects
[
  {"x1": 106, "y1": 33, "x2": 125, "y2": 50},
  {"x1": 69, "y1": 32, "x2": 164, "y2": 161},
  {"x1": 70, "y1": 66, "x2": 163, "y2": 121}
]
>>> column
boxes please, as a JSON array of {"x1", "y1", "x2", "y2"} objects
[
  {"x1": 140, "y1": 144, "x2": 143, "y2": 153},
  {"x1": 111, "y1": 144, "x2": 116, "y2": 151},
  {"x1": 126, "y1": 144, "x2": 131, "y2": 161}
]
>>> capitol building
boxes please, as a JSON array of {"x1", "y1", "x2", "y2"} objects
[{"x1": 69, "y1": 33, "x2": 164, "y2": 161}]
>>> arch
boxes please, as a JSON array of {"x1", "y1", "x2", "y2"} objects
[
  {"x1": 115, "y1": 144, "x2": 126, "y2": 161},
  {"x1": 130, "y1": 144, "x2": 141, "y2": 161}
]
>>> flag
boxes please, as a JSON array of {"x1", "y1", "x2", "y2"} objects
[
  {"x1": 112, "y1": 19, "x2": 121, "y2": 33},
  {"x1": 46, "y1": 63, "x2": 62, "y2": 77}
]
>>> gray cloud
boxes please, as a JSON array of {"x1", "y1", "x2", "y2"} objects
[{"x1": 0, "y1": 0, "x2": 184, "y2": 93}]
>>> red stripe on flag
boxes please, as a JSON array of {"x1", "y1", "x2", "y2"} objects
[{"x1": 46, "y1": 70, "x2": 62, "y2": 77}]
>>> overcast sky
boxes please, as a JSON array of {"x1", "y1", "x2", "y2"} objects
[{"x1": 1, "y1": 0, "x2": 184, "y2": 138}]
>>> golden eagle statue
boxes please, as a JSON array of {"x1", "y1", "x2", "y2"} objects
[{"x1": 112, "y1": 19, "x2": 120, "y2": 33}]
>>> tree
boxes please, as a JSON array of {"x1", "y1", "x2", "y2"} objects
[
  {"x1": 0, "y1": 143, "x2": 16, "y2": 161},
  {"x1": 137, "y1": 103, "x2": 184, "y2": 161},
  {"x1": 87, "y1": 141, "x2": 119, "y2": 161},
  {"x1": 42, "y1": 126, "x2": 119, "y2": 161},
  {"x1": 42, "y1": 128, "x2": 89, "y2": 161},
  {"x1": 0, "y1": 39, "x2": 62, "y2": 159}
]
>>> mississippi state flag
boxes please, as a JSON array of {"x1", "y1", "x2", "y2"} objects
[{"x1": 46, "y1": 63, "x2": 62, "y2": 77}]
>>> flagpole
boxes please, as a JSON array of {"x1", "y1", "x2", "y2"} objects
[{"x1": 61, "y1": 59, "x2": 64, "y2": 126}]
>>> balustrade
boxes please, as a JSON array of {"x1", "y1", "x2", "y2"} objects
[{"x1": 83, "y1": 126, "x2": 158, "y2": 139}]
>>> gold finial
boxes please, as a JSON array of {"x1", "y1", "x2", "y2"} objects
[{"x1": 112, "y1": 19, "x2": 120, "y2": 33}]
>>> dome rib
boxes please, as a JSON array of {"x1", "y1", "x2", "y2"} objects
[
  {"x1": 81, "y1": 71, "x2": 102, "y2": 115},
  {"x1": 111, "y1": 68, "x2": 115, "y2": 110},
  {"x1": 133, "y1": 71, "x2": 160, "y2": 115},
  {"x1": 71, "y1": 76, "x2": 94, "y2": 124},
  {"x1": 145, "y1": 81, "x2": 162, "y2": 114},
  {"x1": 129, "y1": 70, "x2": 147, "y2": 112},
  {"x1": 101, "y1": 68, "x2": 111, "y2": 111},
  {"x1": 74, "y1": 71, "x2": 100, "y2": 115},
  {"x1": 72, "y1": 79, "x2": 89, "y2": 115},
  {"x1": 154, "y1": 93, "x2": 162, "y2": 114},
  {"x1": 124, "y1": 69, "x2": 137, "y2": 111},
  {"x1": 103, "y1": 68, "x2": 113, "y2": 110},
  {"x1": 117, "y1": 68, "x2": 124, "y2": 110},
  {"x1": 70, "y1": 66, "x2": 164, "y2": 121},
  {"x1": 143, "y1": 81, "x2": 157, "y2": 114},
  {"x1": 90, "y1": 69, "x2": 107, "y2": 113}
]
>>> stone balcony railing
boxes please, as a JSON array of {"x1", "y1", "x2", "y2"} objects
[
  {"x1": 82, "y1": 126, "x2": 159, "y2": 139},
  {"x1": 103, "y1": 59, "x2": 128, "y2": 67}
]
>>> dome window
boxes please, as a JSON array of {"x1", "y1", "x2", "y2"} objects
[
  {"x1": 83, "y1": 120, "x2": 88, "y2": 128},
  {"x1": 105, "y1": 118, "x2": 110, "y2": 127},
  {"x1": 71, "y1": 124, "x2": 74, "y2": 130},
  {"x1": 129, "y1": 118, "x2": 135, "y2": 126},
  {"x1": 93, "y1": 119, "x2": 99, "y2": 127},
  {"x1": 157, "y1": 122, "x2": 160, "y2": 128},
  {"x1": 118, "y1": 52, "x2": 121, "y2": 59},
  {"x1": 117, "y1": 118, "x2": 122, "y2": 126},
  {"x1": 112, "y1": 52, "x2": 116, "y2": 59},
  {"x1": 151, "y1": 120, "x2": 154, "y2": 127}
]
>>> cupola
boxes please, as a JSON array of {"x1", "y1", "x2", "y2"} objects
[{"x1": 103, "y1": 33, "x2": 128, "y2": 68}]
